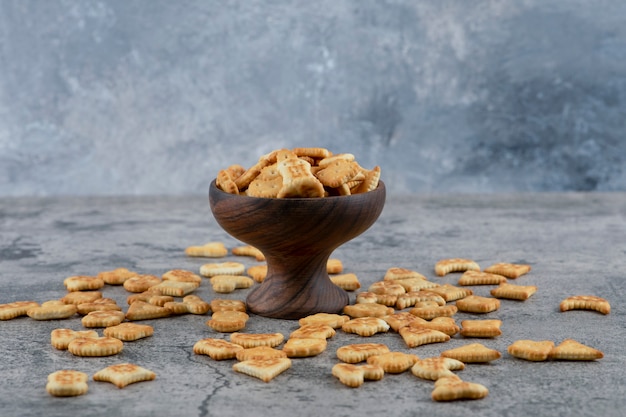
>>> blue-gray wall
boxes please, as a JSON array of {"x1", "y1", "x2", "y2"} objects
[{"x1": 1, "y1": 0, "x2": 625, "y2": 196}]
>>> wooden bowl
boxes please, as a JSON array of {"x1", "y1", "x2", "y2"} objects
[{"x1": 209, "y1": 180, "x2": 386, "y2": 319}]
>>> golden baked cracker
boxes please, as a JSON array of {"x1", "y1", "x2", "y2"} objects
[
  {"x1": 67, "y1": 336, "x2": 124, "y2": 357},
  {"x1": 27, "y1": 302, "x2": 77, "y2": 321},
  {"x1": 442, "y1": 343, "x2": 502, "y2": 363},
  {"x1": 391, "y1": 277, "x2": 440, "y2": 292},
  {"x1": 381, "y1": 312, "x2": 421, "y2": 332},
  {"x1": 63, "y1": 275, "x2": 105, "y2": 292},
  {"x1": 125, "y1": 301, "x2": 171, "y2": 321},
  {"x1": 366, "y1": 351, "x2": 419, "y2": 374},
  {"x1": 432, "y1": 377, "x2": 489, "y2": 402},
  {"x1": 234, "y1": 155, "x2": 273, "y2": 190},
  {"x1": 247, "y1": 264, "x2": 268, "y2": 283},
  {"x1": 164, "y1": 295, "x2": 210, "y2": 315},
  {"x1": 490, "y1": 282, "x2": 537, "y2": 301},
  {"x1": 455, "y1": 295, "x2": 500, "y2": 314},
  {"x1": 127, "y1": 291, "x2": 174, "y2": 307},
  {"x1": 93, "y1": 363, "x2": 156, "y2": 388},
  {"x1": 200, "y1": 261, "x2": 246, "y2": 277},
  {"x1": 230, "y1": 332, "x2": 285, "y2": 348},
  {"x1": 411, "y1": 357, "x2": 465, "y2": 381},
  {"x1": 232, "y1": 245, "x2": 266, "y2": 261},
  {"x1": 458, "y1": 270, "x2": 507, "y2": 286},
  {"x1": 290, "y1": 324, "x2": 336, "y2": 340},
  {"x1": 299, "y1": 313, "x2": 350, "y2": 329},
  {"x1": 332, "y1": 363, "x2": 384, "y2": 388},
  {"x1": 123, "y1": 274, "x2": 162, "y2": 293},
  {"x1": 60, "y1": 291, "x2": 103, "y2": 305},
  {"x1": 434, "y1": 258, "x2": 480, "y2": 277},
  {"x1": 368, "y1": 281, "x2": 406, "y2": 296},
  {"x1": 162, "y1": 269, "x2": 202, "y2": 284},
  {"x1": 398, "y1": 327, "x2": 450, "y2": 348},
  {"x1": 326, "y1": 258, "x2": 344, "y2": 274},
  {"x1": 549, "y1": 339, "x2": 604, "y2": 361},
  {"x1": 81, "y1": 310, "x2": 126, "y2": 328},
  {"x1": 316, "y1": 160, "x2": 360, "y2": 188},
  {"x1": 384, "y1": 267, "x2": 427, "y2": 281},
  {"x1": 396, "y1": 291, "x2": 446, "y2": 310},
  {"x1": 236, "y1": 346, "x2": 288, "y2": 361},
  {"x1": 226, "y1": 163, "x2": 246, "y2": 180},
  {"x1": 51, "y1": 328, "x2": 99, "y2": 350},
  {"x1": 103, "y1": 322, "x2": 154, "y2": 341},
  {"x1": 409, "y1": 304, "x2": 458, "y2": 320},
  {"x1": 330, "y1": 273, "x2": 361, "y2": 291},
  {"x1": 341, "y1": 317, "x2": 390, "y2": 337},
  {"x1": 193, "y1": 338, "x2": 244, "y2": 360},
  {"x1": 148, "y1": 280, "x2": 200, "y2": 297},
  {"x1": 77, "y1": 298, "x2": 121, "y2": 315},
  {"x1": 277, "y1": 157, "x2": 325, "y2": 198},
  {"x1": 210, "y1": 275, "x2": 254, "y2": 293},
  {"x1": 210, "y1": 299, "x2": 246, "y2": 313},
  {"x1": 484, "y1": 262, "x2": 531, "y2": 278},
  {"x1": 353, "y1": 165, "x2": 381, "y2": 194},
  {"x1": 246, "y1": 163, "x2": 283, "y2": 198},
  {"x1": 428, "y1": 284, "x2": 473, "y2": 302},
  {"x1": 318, "y1": 153, "x2": 356, "y2": 168},
  {"x1": 185, "y1": 241, "x2": 229, "y2": 258},
  {"x1": 97, "y1": 267, "x2": 137, "y2": 285},
  {"x1": 559, "y1": 295, "x2": 611, "y2": 315},
  {"x1": 356, "y1": 292, "x2": 398, "y2": 307},
  {"x1": 291, "y1": 147, "x2": 331, "y2": 159},
  {"x1": 336, "y1": 343, "x2": 390, "y2": 364},
  {"x1": 460, "y1": 320, "x2": 502, "y2": 338},
  {"x1": 343, "y1": 303, "x2": 394, "y2": 318},
  {"x1": 0, "y1": 301, "x2": 39, "y2": 320},
  {"x1": 46, "y1": 370, "x2": 89, "y2": 397},
  {"x1": 507, "y1": 340, "x2": 555, "y2": 361},
  {"x1": 282, "y1": 337, "x2": 327, "y2": 358},
  {"x1": 216, "y1": 168, "x2": 240, "y2": 195},
  {"x1": 233, "y1": 357, "x2": 292, "y2": 382},
  {"x1": 207, "y1": 310, "x2": 249, "y2": 332},
  {"x1": 409, "y1": 316, "x2": 460, "y2": 336}
]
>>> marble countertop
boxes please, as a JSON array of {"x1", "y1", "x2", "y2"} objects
[{"x1": 1, "y1": 193, "x2": 625, "y2": 417}]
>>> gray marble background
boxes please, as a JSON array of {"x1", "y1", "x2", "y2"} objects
[{"x1": 1, "y1": 0, "x2": 625, "y2": 196}]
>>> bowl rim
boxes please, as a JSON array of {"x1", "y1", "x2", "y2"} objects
[{"x1": 209, "y1": 179, "x2": 385, "y2": 202}]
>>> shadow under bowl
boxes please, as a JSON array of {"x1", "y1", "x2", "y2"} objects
[{"x1": 209, "y1": 180, "x2": 386, "y2": 319}]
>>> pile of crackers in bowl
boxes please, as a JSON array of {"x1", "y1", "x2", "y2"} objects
[{"x1": 215, "y1": 147, "x2": 381, "y2": 198}]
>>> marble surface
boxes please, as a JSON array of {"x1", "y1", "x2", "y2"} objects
[
  {"x1": 2, "y1": 0, "x2": 626, "y2": 196},
  {"x1": 1, "y1": 193, "x2": 625, "y2": 417}
]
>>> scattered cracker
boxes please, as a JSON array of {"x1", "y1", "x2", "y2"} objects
[
  {"x1": 396, "y1": 291, "x2": 446, "y2": 310},
  {"x1": 330, "y1": 273, "x2": 361, "y2": 291},
  {"x1": 193, "y1": 338, "x2": 244, "y2": 360},
  {"x1": 77, "y1": 298, "x2": 121, "y2": 315},
  {"x1": 97, "y1": 268, "x2": 137, "y2": 285},
  {"x1": 210, "y1": 275, "x2": 254, "y2": 293},
  {"x1": 210, "y1": 299, "x2": 247, "y2": 313},
  {"x1": 409, "y1": 316, "x2": 460, "y2": 336},
  {"x1": 232, "y1": 245, "x2": 265, "y2": 261},
  {"x1": 81, "y1": 310, "x2": 126, "y2": 328},
  {"x1": 460, "y1": 320, "x2": 503, "y2": 338},
  {"x1": 458, "y1": 270, "x2": 507, "y2": 286},
  {"x1": 428, "y1": 284, "x2": 473, "y2": 302},
  {"x1": 336, "y1": 343, "x2": 391, "y2": 364},
  {"x1": 432, "y1": 376, "x2": 489, "y2": 402},
  {"x1": 164, "y1": 295, "x2": 210, "y2": 315},
  {"x1": 67, "y1": 336, "x2": 124, "y2": 357},
  {"x1": 384, "y1": 267, "x2": 427, "y2": 281},
  {"x1": 356, "y1": 292, "x2": 398, "y2": 307},
  {"x1": 326, "y1": 258, "x2": 344, "y2": 274},
  {"x1": 411, "y1": 357, "x2": 465, "y2": 381},
  {"x1": 490, "y1": 283, "x2": 537, "y2": 301},
  {"x1": 368, "y1": 281, "x2": 406, "y2": 296},
  {"x1": 441, "y1": 343, "x2": 502, "y2": 363},
  {"x1": 230, "y1": 332, "x2": 285, "y2": 348},
  {"x1": 290, "y1": 324, "x2": 336, "y2": 340},
  {"x1": 332, "y1": 363, "x2": 384, "y2": 388},
  {"x1": 391, "y1": 277, "x2": 440, "y2": 292},
  {"x1": 236, "y1": 346, "x2": 288, "y2": 361},
  {"x1": 27, "y1": 302, "x2": 77, "y2": 321},
  {"x1": 247, "y1": 265, "x2": 268, "y2": 283},
  {"x1": 409, "y1": 304, "x2": 458, "y2": 320},
  {"x1": 342, "y1": 317, "x2": 390, "y2": 337},
  {"x1": 200, "y1": 262, "x2": 246, "y2": 277},
  {"x1": 549, "y1": 339, "x2": 604, "y2": 361},
  {"x1": 0, "y1": 301, "x2": 39, "y2": 320},
  {"x1": 63, "y1": 275, "x2": 105, "y2": 292},
  {"x1": 381, "y1": 312, "x2": 422, "y2": 332},
  {"x1": 366, "y1": 351, "x2": 419, "y2": 374},
  {"x1": 127, "y1": 292, "x2": 174, "y2": 307},
  {"x1": 507, "y1": 340, "x2": 555, "y2": 361},
  {"x1": 103, "y1": 323, "x2": 154, "y2": 341},
  {"x1": 434, "y1": 258, "x2": 480, "y2": 277},
  {"x1": 60, "y1": 291, "x2": 103, "y2": 305},
  {"x1": 299, "y1": 313, "x2": 350, "y2": 329},
  {"x1": 455, "y1": 295, "x2": 500, "y2": 314},
  {"x1": 343, "y1": 303, "x2": 394, "y2": 318},
  {"x1": 185, "y1": 242, "x2": 228, "y2": 258},
  {"x1": 149, "y1": 280, "x2": 200, "y2": 297},
  {"x1": 46, "y1": 370, "x2": 89, "y2": 397},
  {"x1": 51, "y1": 328, "x2": 99, "y2": 350},
  {"x1": 282, "y1": 337, "x2": 327, "y2": 357},
  {"x1": 399, "y1": 327, "x2": 450, "y2": 348},
  {"x1": 93, "y1": 363, "x2": 156, "y2": 388},
  {"x1": 559, "y1": 295, "x2": 610, "y2": 315},
  {"x1": 162, "y1": 269, "x2": 202, "y2": 284},
  {"x1": 207, "y1": 310, "x2": 249, "y2": 332},
  {"x1": 125, "y1": 301, "x2": 171, "y2": 321},
  {"x1": 484, "y1": 262, "x2": 531, "y2": 278},
  {"x1": 233, "y1": 358, "x2": 292, "y2": 382},
  {"x1": 123, "y1": 275, "x2": 162, "y2": 293}
]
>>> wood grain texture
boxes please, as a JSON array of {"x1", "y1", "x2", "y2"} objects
[{"x1": 209, "y1": 180, "x2": 386, "y2": 319}]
